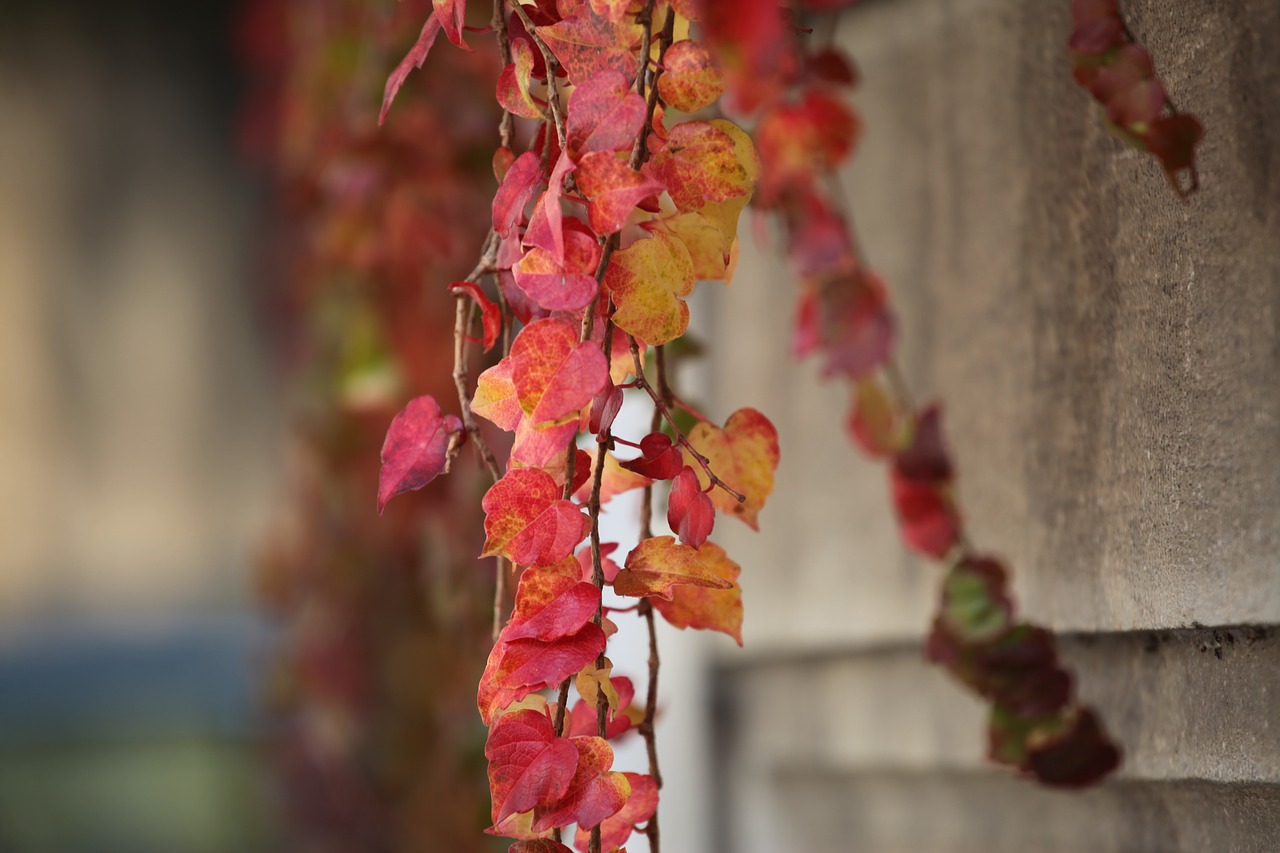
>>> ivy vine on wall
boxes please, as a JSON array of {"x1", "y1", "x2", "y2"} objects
[{"x1": 370, "y1": 1, "x2": 1203, "y2": 851}]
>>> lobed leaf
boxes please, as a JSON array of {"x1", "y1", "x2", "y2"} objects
[
  {"x1": 566, "y1": 70, "x2": 647, "y2": 159},
  {"x1": 576, "y1": 152, "x2": 664, "y2": 235},
  {"x1": 541, "y1": 4, "x2": 640, "y2": 85},
  {"x1": 503, "y1": 556, "x2": 600, "y2": 643},
  {"x1": 514, "y1": 229, "x2": 602, "y2": 312}
]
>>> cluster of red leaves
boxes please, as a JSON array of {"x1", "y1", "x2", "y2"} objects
[
  {"x1": 242, "y1": 1, "x2": 506, "y2": 851},
  {"x1": 376, "y1": 2, "x2": 780, "y2": 850},
  {"x1": 697, "y1": 0, "x2": 1132, "y2": 787},
  {"x1": 1069, "y1": 0, "x2": 1204, "y2": 196}
]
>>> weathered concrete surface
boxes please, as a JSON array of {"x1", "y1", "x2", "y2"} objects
[
  {"x1": 768, "y1": 774, "x2": 1280, "y2": 853},
  {"x1": 715, "y1": 627, "x2": 1279, "y2": 784},
  {"x1": 708, "y1": 0, "x2": 1280, "y2": 648},
  {"x1": 706, "y1": 2, "x2": 1280, "y2": 851},
  {"x1": 714, "y1": 629, "x2": 1280, "y2": 852}
]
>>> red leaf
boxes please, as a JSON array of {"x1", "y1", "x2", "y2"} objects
[
  {"x1": 377, "y1": 395, "x2": 463, "y2": 512},
  {"x1": 514, "y1": 229, "x2": 602, "y2": 312},
  {"x1": 699, "y1": 0, "x2": 794, "y2": 111},
  {"x1": 432, "y1": 0, "x2": 468, "y2": 48},
  {"x1": 577, "y1": 542, "x2": 621, "y2": 584},
  {"x1": 485, "y1": 709, "x2": 578, "y2": 824},
  {"x1": 572, "y1": 772, "x2": 658, "y2": 852},
  {"x1": 493, "y1": 151, "x2": 545, "y2": 237},
  {"x1": 541, "y1": 4, "x2": 640, "y2": 85},
  {"x1": 1027, "y1": 707, "x2": 1122, "y2": 788},
  {"x1": 566, "y1": 70, "x2": 647, "y2": 159},
  {"x1": 511, "y1": 419, "x2": 578, "y2": 476},
  {"x1": 891, "y1": 475, "x2": 960, "y2": 559},
  {"x1": 498, "y1": 37, "x2": 545, "y2": 119},
  {"x1": 757, "y1": 88, "x2": 861, "y2": 202},
  {"x1": 531, "y1": 737, "x2": 630, "y2": 831},
  {"x1": 451, "y1": 281, "x2": 502, "y2": 352},
  {"x1": 503, "y1": 556, "x2": 600, "y2": 643},
  {"x1": 481, "y1": 467, "x2": 591, "y2": 566},
  {"x1": 511, "y1": 318, "x2": 608, "y2": 426},
  {"x1": 576, "y1": 152, "x2": 665, "y2": 235},
  {"x1": 588, "y1": 376, "x2": 624, "y2": 435},
  {"x1": 379, "y1": 13, "x2": 443, "y2": 126},
  {"x1": 667, "y1": 466, "x2": 715, "y2": 547},
  {"x1": 478, "y1": 623, "x2": 607, "y2": 724},
  {"x1": 619, "y1": 432, "x2": 685, "y2": 480}
]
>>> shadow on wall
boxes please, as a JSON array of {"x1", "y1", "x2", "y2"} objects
[{"x1": 0, "y1": 1, "x2": 282, "y2": 850}]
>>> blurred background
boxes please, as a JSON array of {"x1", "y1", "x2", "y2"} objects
[{"x1": 0, "y1": 0, "x2": 507, "y2": 850}]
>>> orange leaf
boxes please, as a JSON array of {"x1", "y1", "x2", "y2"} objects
[
  {"x1": 613, "y1": 536, "x2": 735, "y2": 600},
  {"x1": 644, "y1": 120, "x2": 750, "y2": 212},
  {"x1": 473, "y1": 357, "x2": 522, "y2": 431},
  {"x1": 576, "y1": 152, "x2": 665, "y2": 235},
  {"x1": 541, "y1": 5, "x2": 641, "y2": 85},
  {"x1": 682, "y1": 408, "x2": 779, "y2": 530},
  {"x1": 604, "y1": 232, "x2": 695, "y2": 346},
  {"x1": 657, "y1": 40, "x2": 725, "y2": 113},
  {"x1": 651, "y1": 541, "x2": 743, "y2": 645}
]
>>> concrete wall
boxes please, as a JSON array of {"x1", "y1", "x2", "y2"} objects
[{"x1": 705, "y1": 1, "x2": 1280, "y2": 850}]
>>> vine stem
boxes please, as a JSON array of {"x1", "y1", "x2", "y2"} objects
[
  {"x1": 506, "y1": 1, "x2": 567, "y2": 152},
  {"x1": 627, "y1": 334, "x2": 747, "y2": 504}
]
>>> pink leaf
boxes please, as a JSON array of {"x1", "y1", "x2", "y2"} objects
[
  {"x1": 377, "y1": 395, "x2": 463, "y2": 512},
  {"x1": 379, "y1": 13, "x2": 444, "y2": 126},
  {"x1": 450, "y1": 281, "x2": 502, "y2": 352}
]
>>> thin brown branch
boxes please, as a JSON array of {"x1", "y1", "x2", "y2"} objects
[
  {"x1": 627, "y1": 335, "x2": 747, "y2": 504},
  {"x1": 506, "y1": 1, "x2": 567, "y2": 151},
  {"x1": 492, "y1": 0, "x2": 515, "y2": 150},
  {"x1": 629, "y1": 5, "x2": 676, "y2": 171}
]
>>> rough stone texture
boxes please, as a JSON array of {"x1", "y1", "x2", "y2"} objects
[
  {"x1": 709, "y1": 0, "x2": 1280, "y2": 645},
  {"x1": 706, "y1": 1, "x2": 1280, "y2": 850}
]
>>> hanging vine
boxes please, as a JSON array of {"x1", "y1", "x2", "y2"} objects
[{"x1": 372, "y1": 0, "x2": 1203, "y2": 849}]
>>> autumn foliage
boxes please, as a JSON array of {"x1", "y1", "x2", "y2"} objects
[{"x1": 359, "y1": 0, "x2": 1204, "y2": 849}]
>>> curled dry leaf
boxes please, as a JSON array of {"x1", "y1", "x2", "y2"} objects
[
  {"x1": 613, "y1": 535, "x2": 735, "y2": 600},
  {"x1": 651, "y1": 541, "x2": 743, "y2": 645}
]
